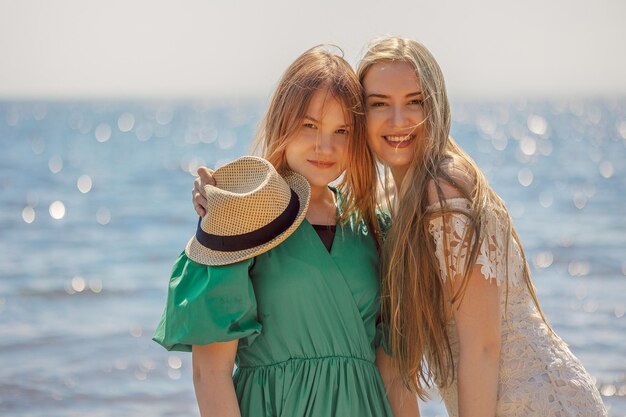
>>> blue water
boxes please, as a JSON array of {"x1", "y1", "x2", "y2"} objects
[{"x1": 1, "y1": 99, "x2": 625, "y2": 417}]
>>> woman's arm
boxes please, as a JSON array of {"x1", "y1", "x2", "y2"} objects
[
  {"x1": 376, "y1": 348, "x2": 421, "y2": 417},
  {"x1": 192, "y1": 167, "x2": 215, "y2": 217},
  {"x1": 192, "y1": 340, "x2": 240, "y2": 417},
  {"x1": 426, "y1": 168, "x2": 500, "y2": 417},
  {"x1": 452, "y1": 264, "x2": 501, "y2": 417}
]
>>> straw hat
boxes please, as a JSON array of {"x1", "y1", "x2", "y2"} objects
[{"x1": 185, "y1": 156, "x2": 310, "y2": 266}]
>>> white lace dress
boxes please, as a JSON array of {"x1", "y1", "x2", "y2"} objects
[{"x1": 427, "y1": 198, "x2": 607, "y2": 417}]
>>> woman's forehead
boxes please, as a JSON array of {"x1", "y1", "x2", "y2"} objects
[{"x1": 363, "y1": 61, "x2": 420, "y2": 92}]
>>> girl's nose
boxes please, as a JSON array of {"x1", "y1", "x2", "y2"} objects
[{"x1": 315, "y1": 132, "x2": 333, "y2": 154}]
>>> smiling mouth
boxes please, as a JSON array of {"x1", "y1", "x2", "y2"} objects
[{"x1": 383, "y1": 134, "x2": 416, "y2": 148}]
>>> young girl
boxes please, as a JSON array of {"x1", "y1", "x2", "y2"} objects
[
  {"x1": 154, "y1": 46, "x2": 418, "y2": 417},
  {"x1": 358, "y1": 37, "x2": 607, "y2": 417}
]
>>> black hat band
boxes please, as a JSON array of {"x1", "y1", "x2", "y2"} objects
[{"x1": 195, "y1": 188, "x2": 300, "y2": 252}]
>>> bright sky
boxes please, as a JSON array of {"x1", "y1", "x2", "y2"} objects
[{"x1": 1, "y1": 0, "x2": 624, "y2": 100}]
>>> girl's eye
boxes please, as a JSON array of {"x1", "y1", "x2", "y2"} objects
[
  {"x1": 369, "y1": 102, "x2": 386, "y2": 108},
  {"x1": 335, "y1": 129, "x2": 349, "y2": 135},
  {"x1": 303, "y1": 123, "x2": 317, "y2": 129},
  {"x1": 409, "y1": 99, "x2": 424, "y2": 106}
]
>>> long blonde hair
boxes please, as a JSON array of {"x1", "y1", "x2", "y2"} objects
[
  {"x1": 357, "y1": 36, "x2": 552, "y2": 397},
  {"x1": 255, "y1": 45, "x2": 380, "y2": 241}
]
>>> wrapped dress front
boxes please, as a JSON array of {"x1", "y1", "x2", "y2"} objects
[{"x1": 153, "y1": 216, "x2": 393, "y2": 417}]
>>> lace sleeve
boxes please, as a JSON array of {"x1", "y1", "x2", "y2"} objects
[{"x1": 427, "y1": 198, "x2": 524, "y2": 287}]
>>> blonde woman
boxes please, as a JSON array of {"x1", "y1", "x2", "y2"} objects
[
  {"x1": 194, "y1": 38, "x2": 608, "y2": 416},
  {"x1": 356, "y1": 37, "x2": 607, "y2": 417},
  {"x1": 156, "y1": 46, "x2": 418, "y2": 417}
]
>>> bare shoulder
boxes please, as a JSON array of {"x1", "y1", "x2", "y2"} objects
[{"x1": 426, "y1": 155, "x2": 476, "y2": 205}]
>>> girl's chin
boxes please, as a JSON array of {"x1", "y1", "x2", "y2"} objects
[{"x1": 299, "y1": 174, "x2": 342, "y2": 190}]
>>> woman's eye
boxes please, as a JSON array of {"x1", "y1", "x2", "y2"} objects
[
  {"x1": 409, "y1": 99, "x2": 424, "y2": 106},
  {"x1": 303, "y1": 123, "x2": 316, "y2": 129},
  {"x1": 335, "y1": 129, "x2": 349, "y2": 135},
  {"x1": 369, "y1": 102, "x2": 386, "y2": 108}
]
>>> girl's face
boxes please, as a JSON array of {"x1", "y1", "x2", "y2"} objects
[
  {"x1": 362, "y1": 61, "x2": 425, "y2": 175},
  {"x1": 284, "y1": 89, "x2": 350, "y2": 190}
]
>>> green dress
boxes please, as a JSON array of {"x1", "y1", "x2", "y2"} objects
[{"x1": 153, "y1": 216, "x2": 394, "y2": 417}]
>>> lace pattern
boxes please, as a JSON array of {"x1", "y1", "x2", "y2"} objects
[
  {"x1": 426, "y1": 197, "x2": 607, "y2": 416},
  {"x1": 427, "y1": 198, "x2": 524, "y2": 287}
]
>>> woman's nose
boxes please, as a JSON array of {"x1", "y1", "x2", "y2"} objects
[{"x1": 390, "y1": 105, "x2": 408, "y2": 127}]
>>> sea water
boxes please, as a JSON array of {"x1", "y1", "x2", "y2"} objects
[{"x1": 0, "y1": 99, "x2": 624, "y2": 416}]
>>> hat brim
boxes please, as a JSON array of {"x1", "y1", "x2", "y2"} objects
[{"x1": 185, "y1": 171, "x2": 310, "y2": 266}]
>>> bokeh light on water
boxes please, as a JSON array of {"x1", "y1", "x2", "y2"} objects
[
  {"x1": 71, "y1": 275, "x2": 86, "y2": 292},
  {"x1": 168, "y1": 355, "x2": 182, "y2": 370},
  {"x1": 156, "y1": 105, "x2": 174, "y2": 125},
  {"x1": 21, "y1": 206, "x2": 35, "y2": 224},
  {"x1": 532, "y1": 251, "x2": 554, "y2": 269},
  {"x1": 95, "y1": 122, "x2": 112, "y2": 142},
  {"x1": 48, "y1": 200, "x2": 66, "y2": 219},
  {"x1": 600, "y1": 161, "x2": 614, "y2": 178},
  {"x1": 517, "y1": 167, "x2": 533, "y2": 186},
  {"x1": 48, "y1": 155, "x2": 63, "y2": 173},
  {"x1": 527, "y1": 114, "x2": 548, "y2": 135},
  {"x1": 96, "y1": 207, "x2": 111, "y2": 225},
  {"x1": 117, "y1": 112, "x2": 135, "y2": 132},
  {"x1": 0, "y1": 99, "x2": 624, "y2": 416},
  {"x1": 519, "y1": 136, "x2": 537, "y2": 156},
  {"x1": 89, "y1": 278, "x2": 103, "y2": 293},
  {"x1": 539, "y1": 190, "x2": 553, "y2": 208},
  {"x1": 77, "y1": 174, "x2": 93, "y2": 193}
]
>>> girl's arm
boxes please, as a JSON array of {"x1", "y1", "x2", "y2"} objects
[
  {"x1": 376, "y1": 348, "x2": 421, "y2": 417},
  {"x1": 192, "y1": 340, "x2": 241, "y2": 417},
  {"x1": 452, "y1": 264, "x2": 501, "y2": 417}
]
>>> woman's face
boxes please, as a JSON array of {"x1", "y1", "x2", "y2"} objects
[
  {"x1": 362, "y1": 61, "x2": 426, "y2": 175},
  {"x1": 284, "y1": 89, "x2": 350, "y2": 190}
]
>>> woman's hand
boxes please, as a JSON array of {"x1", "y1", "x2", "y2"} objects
[{"x1": 193, "y1": 167, "x2": 215, "y2": 217}]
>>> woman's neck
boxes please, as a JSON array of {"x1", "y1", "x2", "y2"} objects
[{"x1": 391, "y1": 165, "x2": 409, "y2": 190}]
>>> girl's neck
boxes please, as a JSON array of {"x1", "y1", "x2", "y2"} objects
[
  {"x1": 305, "y1": 185, "x2": 337, "y2": 225},
  {"x1": 309, "y1": 184, "x2": 332, "y2": 203}
]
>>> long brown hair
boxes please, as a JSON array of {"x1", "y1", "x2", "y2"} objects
[
  {"x1": 357, "y1": 36, "x2": 553, "y2": 397},
  {"x1": 254, "y1": 45, "x2": 380, "y2": 241}
]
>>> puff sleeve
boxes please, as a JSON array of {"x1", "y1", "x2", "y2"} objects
[{"x1": 153, "y1": 252, "x2": 262, "y2": 352}]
